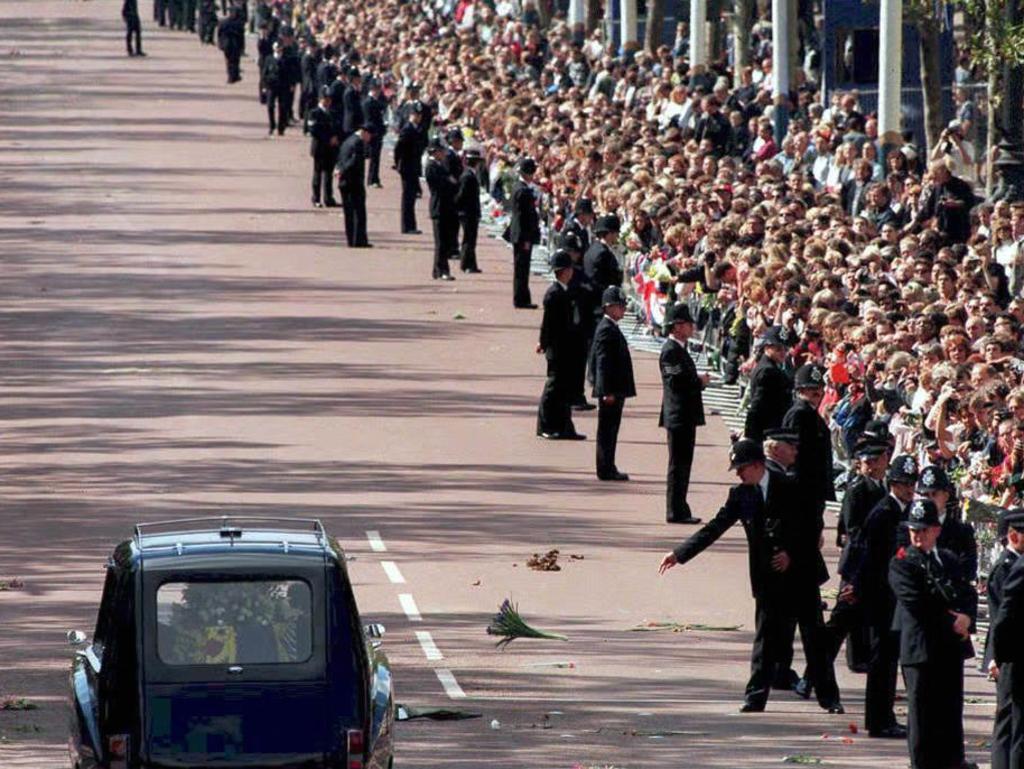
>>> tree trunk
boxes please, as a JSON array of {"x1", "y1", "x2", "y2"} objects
[
  {"x1": 988, "y1": 68, "x2": 998, "y2": 196},
  {"x1": 732, "y1": 0, "x2": 754, "y2": 87},
  {"x1": 645, "y1": 0, "x2": 665, "y2": 53},
  {"x1": 586, "y1": 0, "x2": 602, "y2": 33},
  {"x1": 918, "y1": 13, "x2": 944, "y2": 156}
]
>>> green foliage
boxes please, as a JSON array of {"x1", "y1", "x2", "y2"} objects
[{"x1": 948, "y1": 0, "x2": 1024, "y2": 73}]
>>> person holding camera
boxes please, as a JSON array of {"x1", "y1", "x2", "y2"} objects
[{"x1": 906, "y1": 158, "x2": 976, "y2": 245}]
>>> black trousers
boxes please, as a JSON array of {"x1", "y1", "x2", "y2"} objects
[
  {"x1": 596, "y1": 397, "x2": 624, "y2": 477},
  {"x1": 183, "y1": 0, "x2": 196, "y2": 30},
  {"x1": 311, "y1": 153, "x2": 336, "y2": 205},
  {"x1": 342, "y1": 189, "x2": 368, "y2": 247},
  {"x1": 903, "y1": 661, "x2": 966, "y2": 769},
  {"x1": 367, "y1": 133, "x2": 383, "y2": 185},
  {"x1": 124, "y1": 16, "x2": 142, "y2": 54},
  {"x1": 285, "y1": 85, "x2": 296, "y2": 122},
  {"x1": 512, "y1": 241, "x2": 533, "y2": 307},
  {"x1": 225, "y1": 51, "x2": 241, "y2": 83},
  {"x1": 459, "y1": 216, "x2": 478, "y2": 271},
  {"x1": 446, "y1": 216, "x2": 461, "y2": 257},
  {"x1": 537, "y1": 358, "x2": 575, "y2": 436},
  {"x1": 154, "y1": 0, "x2": 166, "y2": 24},
  {"x1": 665, "y1": 424, "x2": 696, "y2": 520},
  {"x1": 747, "y1": 588, "x2": 837, "y2": 708},
  {"x1": 864, "y1": 616, "x2": 900, "y2": 732},
  {"x1": 431, "y1": 218, "x2": 453, "y2": 278},
  {"x1": 400, "y1": 175, "x2": 418, "y2": 232},
  {"x1": 991, "y1": 661, "x2": 1024, "y2": 769},
  {"x1": 267, "y1": 89, "x2": 287, "y2": 133}
]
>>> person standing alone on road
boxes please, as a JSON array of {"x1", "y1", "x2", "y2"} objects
[
  {"x1": 508, "y1": 158, "x2": 541, "y2": 309},
  {"x1": 455, "y1": 147, "x2": 483, "y2": 273},
  {"x1": 536, "y1": 250, "x2": 586, "y2": 441},
  {"x1": 589, "y1": 286, "x2": 635, "y2": 481},
  {"x1": 659, "y1": 303, "x2": 708, "y2": 524},
  {"x1": 122, "y1": 0, "x2": 145, "y2": 57},
  {"x1": 336, "y1": 126, "x2": 372, "y2": 248},
  {"x1": 216, "y1": 7, "x2": 245, "y2": 84},
  {"x1": 261, "y1": 42, "x2": 290, "y2": 136},
  {"x1": 425, "y1": 138, "x2": 457, "y2": 281},
  {"x1": 306, "y1": 88, "x2": 338, "y2": 208}
]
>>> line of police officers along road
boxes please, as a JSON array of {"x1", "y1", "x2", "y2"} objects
[
  {"x1": 531, "y1": 246, "x2": 1024, "y2": 766},
  {"x1": 129, "y1": 10, "x2": 1024, "y2": 764}
]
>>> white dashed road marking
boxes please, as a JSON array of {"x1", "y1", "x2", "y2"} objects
[
  {"x1": 366, "y1": 531, "x2": 387, "y2": 552},
  {"x1": 398, "y1": 593, "x2": 422, "y2": 622},
  {"x1": 381, "y1": 561, "x2": 406, "y2": 584},
  {"x1": 415, "y1": 630, "x2": 443, "y2": 661},
  {"x1": 435, "y1": 668, "x2": 466, "y2": 699}
]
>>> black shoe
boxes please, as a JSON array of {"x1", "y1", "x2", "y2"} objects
[
  {"x1": 353, "y1": 243, "x2": 374, "y2": 248},
  {"x1": 324, "y1": 201, "x2": 340, "y2": 208},
  {"x1": 539, "y1": 432, "x2": 586, "y2": 441},
  {"x1": 268, "y1": 127, "x2": 275, "y2": 135},
  {"x1": 439, "y1": 274, "x2": 455, "y2": 281},
  {"x1": 403, "y1": 229, "x2": 423, "y2": 234},
  {"x1": 136, "y1": 51, "x2": 147, "y2": 56},
  {"x1": 461, "y1": 268, "x2": 482, "y2": 273},
  {"x1": 312, "y1": 201, "x2": 323, "y2": 208},
  {"x1": 820, "y1": 701, "x2": 845, "y2": 715},
  {"x1": 793, "y1": 678, "x2": 812, "y2": 700},
  {"x1": 514, "y1": 303, "x2": 538, "y2": 309},
  {"x1": 667, "y1": 516, "x2": 703, "y2": 524},
  {"x1": 739, "y1": 702, "x2": 765, "y2": 713},
  {"x1": 598, "y1": 471, "x2": 629, "y2": 481},
  {"x1": 869, "y1": 725, "x2": 907, "y2": 739},
  {"x1": 571, "y1": 402, "x2": 597, "y2": 411}
]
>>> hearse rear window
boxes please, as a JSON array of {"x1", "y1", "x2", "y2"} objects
[{"x1": 156, "y1": 580, "x2": 312, "y2": 665}]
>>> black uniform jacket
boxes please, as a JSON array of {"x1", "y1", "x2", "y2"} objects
[
  {"x1": 306, "y1": 105, "x2": 335, "y2": 158},
  {"x1": 393, "y1": 122, "x2": 423, "y2": 178},
  {"x1": 336, "y1": 134, "x2": 366, "y2": 192},
  {"x1": 455, "y1": 168, "x2": 481, "y2": 220},
  {"x1": 538, "y1": 282, "x2": 576, "y2": 362},
  {"x1": 838, "y1": 473, "x2": 886, "y2": 546},
  {"x1": 672, "y1": 469, "x2": 826, "y2": 599},
  {"x1": 217, "y1": 17, "x2": 245, "y2": 53},
  {"x1": 658, "y1": 338, "x2": 705, "y2": 429},
  {"x1": 560, "y1": 216, "x2": 590, "y2": 253},
  {"x1": 744, "y1": 357, "x2": 792, "y2": 442},
  {"x1": 992, "y1": 552, "x2": 1024, "y2": 665},
  {"x1": 342, "y1": 85, "x2": 364, "y2": 135},
  {"x1": 782, "y1": 397, "x2": 835, "y2": 506},
  {"x1": 845, "y1": 494, "x2": 905, "y2": 621},
  {"x1": 425, "y1": 158, "x2": 457, "y2": 220},
  {"x1": 583, "y1": 241, "x2": 623, "y2": 293},
  {"x1": 507, "y1": 181, "x2": 540, "y2": 245},
  {"x1": 897, "y1": 515, "x2": 978, "y2": 580},
  {"x1": 589, "y1": 315, "x2": 636, "y2": 400},
  {"x1": 889, "y1": 545, "x2": 977, "y2": 665},
  {"x1": 362, "y1": 94, "x2": 387, "y2": 135},
  {"x1": 984, "y1": 548, "x2": 1019, "y2": 669},
  {"x1": 261, "y1": 56, "x2": 289, "y2": 93}
]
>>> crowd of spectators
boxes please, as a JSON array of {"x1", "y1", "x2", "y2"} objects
[{"x1": 269, "y1": 0, "x2": 1024, "y2": 572}]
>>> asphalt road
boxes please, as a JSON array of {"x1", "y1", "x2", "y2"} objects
[{"x1": 0, "y1": 2, "x2": 997, "y2": 767}]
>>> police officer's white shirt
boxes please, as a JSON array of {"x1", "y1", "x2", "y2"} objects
[{"x1": 757, "y1": 469, "x2": 770, "y2": 503}]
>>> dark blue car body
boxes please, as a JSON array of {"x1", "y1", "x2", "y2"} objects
[{"x1": 68, "y1": 518, "x2": 394, "y2": 769}]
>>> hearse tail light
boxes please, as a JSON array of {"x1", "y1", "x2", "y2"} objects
[
  {"x1": 108, "y1": 733, "x2": 129, "y2": 768},
  {"x1": 346, "y1": 728, "x2": 365, "y2": 769}
]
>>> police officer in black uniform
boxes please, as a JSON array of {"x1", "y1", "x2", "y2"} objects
[
  {"x1": 198, "y1": 0, "x2": 217, "y2": 44},
  {"x1": 988, "y1": 509, "x2": 1024, "y2": 769},
  {"x1": 393, "y1": 103, "x2": 424, "y2": 234},
  {"x1": 261, "y1": 42, "x2": 290, "y2": 136},
  {"x1": 560, "y1": 198, "x2": 594, "y2": 253},
  {"x1": 536, "y1": 250, "x2": 585, "y2": 440},
  {"x1": 425, "y1": 138, "x2": 457, "y2": 281},
  {"x1": 659, "y1": 439, "x2": 838, "y2": 713},
  {"x1": 589, "y1": 286, "x2": 635, "y2": 481},
  {"x1": 508, "y1": 158, "x2": 541, "y2": 309},
  {"x1": 445, "y1": 128, "x2": 465, "y2": 258},
  {"x1": 583, "y1": 215, "x2": 623, "y2": 301},
  {"x1": 298, "y1": 39, "x2": 321, "y2": 128},
  {"x1": 362, "y1": 79, "x2": 388, "y2": 187},
  {"x1": 216, "y1": 7, "x2": 245, "y2": 84},
  {"x1": 659, "y1": 303, "x2": 709, "y2": 524},
  {"x1": 342, "y1": 68, "x2": 364, "y2": 137},
  {"x1": 122, "y1": 0, "x2": 145, "y2": 56},
  {"x1": 455, "y1": 147, "x2": 483, "y2": 273},
  {"x1": 901, "y1": 466, "x2": 979, "y2": 580},
  {"x1": 744, "y1": 328, "x2": 792, "y2": 442},
  {"x1": 337, "y1": 126, "x2": 372, "y2": 249},
  {"x1": 890, "y1": 499, "x2": 976, "y2": 769},
  {"x1": 845, "y1": 454, "x2": 919, "y2": 738},
  {"x1": 306, "y1": 88, "x2": 338, "y2": 208},
  {"x1": 316, "y1": 45, "x2": 339, "y2": 95},
  {"x1": 783, "y1": 363, "x2": 834, "y2": 532},
  {"x1": 763, "y1": 428, "x2": 799, "y2": 477}
]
